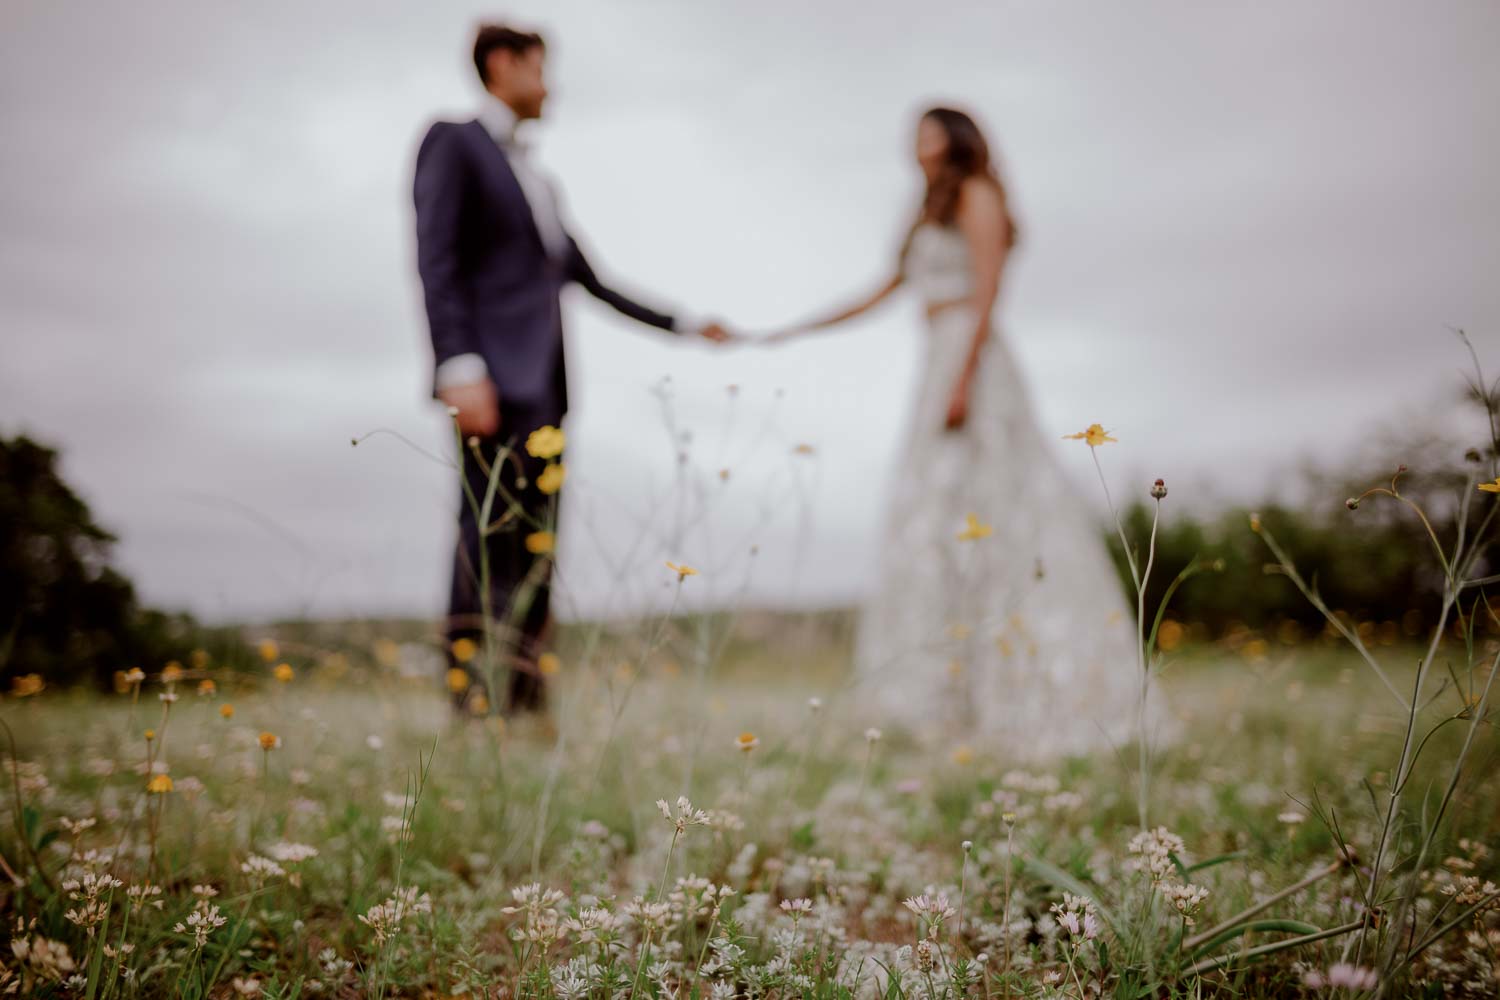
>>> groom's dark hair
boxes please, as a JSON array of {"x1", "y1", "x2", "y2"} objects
[{"x1": 473, "y1": 25, "x2": 546, "y2": 85}]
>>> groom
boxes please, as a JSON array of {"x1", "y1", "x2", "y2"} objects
[{"x1": 413, "y1": 23, "x2": 730, "y2": 716}]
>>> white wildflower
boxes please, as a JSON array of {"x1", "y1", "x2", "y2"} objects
[{"x1": 656, "y1": 795, "x2": 711, "y2": 833}]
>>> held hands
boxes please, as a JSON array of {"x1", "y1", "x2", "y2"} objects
[
  {"x1": 697, "y1": 321, "x2": 736, "y2": 344},
  {"x1": 692, "y1": 320, "x2": 804, "y2": 346}
]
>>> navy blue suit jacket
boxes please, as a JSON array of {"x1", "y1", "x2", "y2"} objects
[{"x1": 413, "y1": 119, "x2": 678, "y2": 408}]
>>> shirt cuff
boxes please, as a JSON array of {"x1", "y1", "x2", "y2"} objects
[{"x1": 434, "y1": 353, "x2": 489, "y2": 390}]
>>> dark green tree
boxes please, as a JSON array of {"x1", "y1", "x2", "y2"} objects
[{"x1": 0, "y1": 435, "x2": 198, "y2": 688}]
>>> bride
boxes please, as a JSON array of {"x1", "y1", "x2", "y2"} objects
[{"x1": 765, "y1": 107, "x2": 1140, "y2": 752}]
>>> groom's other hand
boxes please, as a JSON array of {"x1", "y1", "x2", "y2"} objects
[{"x1": 438, "y1": 380, "x2": 501, "y2": 437}]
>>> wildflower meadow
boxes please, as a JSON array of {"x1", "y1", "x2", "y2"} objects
[{"x1": 4, "y1": 342, "x2": 1498, "y2": 999}]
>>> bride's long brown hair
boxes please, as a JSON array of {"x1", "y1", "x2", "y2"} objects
[{"x1": 904, "y1": 107, "x2": 1018, "y2": 260}]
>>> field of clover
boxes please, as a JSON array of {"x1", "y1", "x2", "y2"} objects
[{"x1": 3, "y1": 339, "x2": 1499, "y2": 999}]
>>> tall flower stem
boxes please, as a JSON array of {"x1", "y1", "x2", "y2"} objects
[
  {"x1": 630, "y1": 826, "x2": 682, "y2": 999},
  {"x1": 1088, "y1": 445, "x2": 1157, "y2": 829}
]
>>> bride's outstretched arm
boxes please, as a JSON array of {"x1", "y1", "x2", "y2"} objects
[{"x1": 763, "y1": 273, "x2": 904, "y2": 342}]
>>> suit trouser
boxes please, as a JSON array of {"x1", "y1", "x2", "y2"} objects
[{"x1": 445, "y1": 392, "x2": 564, "y2": 715}]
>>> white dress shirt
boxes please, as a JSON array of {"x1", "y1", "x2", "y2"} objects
[{"x1": 434, "y1": 96, "x2": 701, "y2": 391}]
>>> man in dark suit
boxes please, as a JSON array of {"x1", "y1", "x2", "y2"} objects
[{"x1": 413, "y1": 24, "x2": 730, "y2": 717}]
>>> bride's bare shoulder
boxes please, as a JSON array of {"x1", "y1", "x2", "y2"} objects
[{"x1": 955, "y1": 176, "x2": 1004, "y2": 215}]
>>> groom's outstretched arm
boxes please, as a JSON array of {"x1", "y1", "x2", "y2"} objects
[
  {"x1": 414, "y1": 123, "x2": 483, "y2": 381},
  {"x1": 564, "y1": 235, "x2": 681, "y2": 334}
]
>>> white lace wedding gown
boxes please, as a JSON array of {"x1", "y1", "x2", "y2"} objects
[{"x1": 852, "y1": 223, "x2": 1142, "y2": 754}]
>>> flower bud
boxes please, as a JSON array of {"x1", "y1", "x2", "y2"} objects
[
  {"x1": 1345, "y1": 497, "x2": 1360, "y2": 510},
  {"x1": 1150, "y1": 478, "x2": 1168, "y2": 500},
  {"x1": 1466, "y1": 448, "x2": 1482, "y2": 463},
  {"x1": 446, "y1": 406, "x2": 460, "y2": 418}
]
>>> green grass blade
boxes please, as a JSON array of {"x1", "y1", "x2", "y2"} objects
[
  {"x1": 1022, "y1": 855, "x2": 1123, "y2": 937},
  {"x1": 1185, "y1": 850, "x2": 1249, "y2": 874},
  {"x1": 1187, "y1": 919, "x2": 1321, "y2": 957}
]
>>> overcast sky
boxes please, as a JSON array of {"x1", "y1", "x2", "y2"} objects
[{"x1": 2, "y1": 1, "x2": 1496, "y2": 623}]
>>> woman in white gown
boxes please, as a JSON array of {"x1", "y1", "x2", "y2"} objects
[{"x1": 768, "y1": 108, "x2": 1140, "y2": 753}]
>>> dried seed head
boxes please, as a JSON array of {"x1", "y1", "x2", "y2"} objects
[{"x1": 1150, "y1": 478, "x2": 1168, "y2": 500}]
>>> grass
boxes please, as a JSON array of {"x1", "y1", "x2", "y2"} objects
[
  {"x1": 2, "y1": 626, "x2": 1496, "y2": 998},
  {"x1": 6, "y1": 332, "x2": 1499, "y2": 997}
]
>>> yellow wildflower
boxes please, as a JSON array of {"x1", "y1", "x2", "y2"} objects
[
  {"x1": 197, "y1": 679, "x2": 216, "y2": 696},
  {"x1": 525, "y1": 531, "x2": 555, "y2": 555},
  {"x1": 11, "y1": 674, "x2": 45, "y2": 697},
  {"x1": 446, "y1": 668, "x2": 470, "y2": 693},
  {"x1": 220, "y1": 703, "x2": 235, "y2": 719},
  {"x1": 258, "y1": 732, "x2": 280, "y2": 751},
  {"x1": 957, "y1": 513, "x2": 992, "y2": 541},
  {"x1": 537, "y1": 463, "x2": 566, "y2": 495},
  {"x1": 1479, "y1": 478, "x2": 1500, "y2": 494},
  {"x1": 450, "y1": 637, "x2": 478, "y2": 663},
  {"x1": 144, "y1": 729, "x2": 156, "y2": 742},
  {"x1": 793, "y1": 443, "x2": 816, "y2": 456},
  {"x1": 1158, "y1": 620, "x2": 1185, "y2": 652},
  {"x1": 373, "y1": 638, "x2": 400, "y2": 668},
  {"x1": 147, "y1": 774, "x2": 173, "y2": 794},
  {"x1": 258, "y1": 639, "x2": 279, "y2": 662},
  {"x1": 1062, "y1": 423, "x2": 1117, "y2": 447},
  {"x1": 736, "y1": 731, "x2": 760, "y2": 753},
  {"x1": 124, "y1": 667, "x2": 146, "y2": 685},
  {"x1": 537, "y1": 653, "x2": 561, "y2": 676},
  {"x1": 273, "y1": 663, "x2": 294, "y2": 683},
  {"x1": 468, "y1": 693, "x2": 490, "y2": 716},
  {"x1": 161, "y1": 662, "x2": 184, "y2": 683},
  {"x1": 951, "y1": 745, "x2": 975, "y2": 766},
  {"x1": 666, "y1": 561, "x2": 698, "y2": 581},
  {"x1": 525, "y1": 425, "x2": 566, "y2": 460}
]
